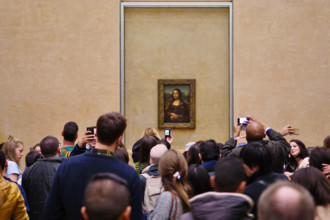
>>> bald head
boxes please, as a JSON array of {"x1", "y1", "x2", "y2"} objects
[
  {"x1": 258, "y1": 181, "x2": 315, "y2": 220},
  {"x1": 246, "y1": 121, "x2": 265, "y2": 142},
  {"x1": 273, "y1": 187, "x2": 306, "y2": 217}
]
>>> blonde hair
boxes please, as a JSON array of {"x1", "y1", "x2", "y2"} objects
[
  {"x1": 141, "y1": 128, "x2": 161, "y2": 140},
  {"x1": 159, "y1": 149, "x2": 192, "y2": 212},
  {"x1": 2, "y1": 139, "x2": 24, "y2": 164}
]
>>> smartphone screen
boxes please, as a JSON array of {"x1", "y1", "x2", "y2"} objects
[
  {"x1": 293, "y1": 128, "x2": 299, "y2": 135},
  {"x1": 87, "y1": 126, "x2": 96, "y2": 135},
  {"x1": 237, "y1": 117, "x2": 249, "y2": 125},
  {"x1": 165, "y1": 128, "x2": 171, "y2": 138}
]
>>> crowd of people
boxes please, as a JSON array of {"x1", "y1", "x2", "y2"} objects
[{"x1": 0, "y1": 112, "x2": 329, "y2": 220}]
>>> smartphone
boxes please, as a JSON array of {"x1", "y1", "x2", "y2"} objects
[
  {"x1": 237, "y1": 117, "x2": 249, "y2": 130},
  {"x1": 237, "y1": 117, "x2": 249, "y2": 125},
  {"x1": 165, "y1": 128, "x2": 171, "y2": 138},
  {"x1": 293, "y1": 128, "x2": 299, "y2": 135},
  {"x1": 86, "y1": 126, "x2": 96, "y2": 135}
]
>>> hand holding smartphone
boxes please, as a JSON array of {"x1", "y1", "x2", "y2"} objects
[
  {"x1": 85, "y1": 126, "x2": 97, "y2": 147},
  {"x1": 86, "y1": 126, "x2": 96, "y2": 135},
  {"x1": 237, "y1": 117, "x2": 249, "y2": 130}
]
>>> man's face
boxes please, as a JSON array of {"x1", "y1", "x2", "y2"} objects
[{"x1": 173, "y1": 90, "x2": 179, "y2": 99}]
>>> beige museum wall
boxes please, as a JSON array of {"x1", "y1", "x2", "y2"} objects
[
  {"x1": 233, "y1": 0, "x2": 330, "y2": 147},
  {"x1": 0, "y1": 0, "x2": 329, "y2": 168},
  {"x1": 0, "y1": 0, "x2": 121, "y2": 169}
]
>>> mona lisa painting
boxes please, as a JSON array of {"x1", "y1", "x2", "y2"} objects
[{"x1": 158, "y1": 79, "x2": 195, "y2": 128}]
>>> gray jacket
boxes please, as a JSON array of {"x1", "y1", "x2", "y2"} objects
[
  {"x1": 149, "y1": 191, "x2": 183, "y2": 220},
  {"x1": 180, "y1": 192, "x2": 254, "y2": 220}
]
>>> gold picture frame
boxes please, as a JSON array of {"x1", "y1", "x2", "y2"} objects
[{"x1": 158, "y1": 79, "x2": 196, "y2": 128}]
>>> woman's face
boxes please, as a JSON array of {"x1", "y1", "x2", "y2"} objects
[
  {"x1": 15, "y1": 143, "x2": 24, "y2": 161},
  {"x1": 173, "y1": 90, "x2": 179, "y2": 100},
  {"x1": 34, "y1": 146, "x2": 42, "y2": 153},
  {"x1": 290, "y1": 142, "x2": 300, "y2": 158}
]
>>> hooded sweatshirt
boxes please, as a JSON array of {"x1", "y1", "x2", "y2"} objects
[{"x1": 180, "y1": 191, "x2": 254, "y2": 220}]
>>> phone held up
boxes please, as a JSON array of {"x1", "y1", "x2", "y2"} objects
[
  {"x1": 293, "y1": 128, "x2": 299, "y2": 135},
  {"x1": 86, "y1": 126, "x2": 96, "y2": 135},
  {"x1": 237, "y1": 117, "x2": 249, "y2": 130},
  {"x1": 165, "y1": 128, "x2": 171, "y2": 138}
]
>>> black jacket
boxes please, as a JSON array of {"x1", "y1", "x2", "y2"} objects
[
  {"x1": 22, "y1": 157, "x2": 64, "y2": 220},
  {"x1": 243, "y1": 171, "x2": 288, "y2": 220}
]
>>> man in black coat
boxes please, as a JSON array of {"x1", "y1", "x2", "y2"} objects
[
  {"x1": 240, "y1": 142, "x2": 288, "y2": 220},
  {"x1": 221, "y1": 116, "x2": 291, "y2": 173},
  {"x1": 22, "y1": 136, "x2": 64, "y2": 220}
]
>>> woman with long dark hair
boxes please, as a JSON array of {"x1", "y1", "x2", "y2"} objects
[
  {"x1": 284, "y1": 139, "x2": 309, "y2": 179},
  {"x1": 135, "y1": 135, "x2": 158, "y2": 174},
  {"x1": 187, "y1": 164, "x2": 212, "y2": 196}
]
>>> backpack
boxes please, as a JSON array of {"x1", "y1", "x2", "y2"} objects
[{"x1": 141, "y1": 173, "x2": 164, "y2": 213}]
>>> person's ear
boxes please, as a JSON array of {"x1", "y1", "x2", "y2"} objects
[
  {"x1": 116, "y1": 136, "x2": 123, "y2": 147},
  {"x1": 219, "y1": 154, "x2": 221, "y2": 160},
  {"x1": 236, "y1": 181, "x2": 246, "y2": 193},
  {"x1": 119, "y1": 206, "x2": 131, "y2": 220},
  {"x1": 61, "y1": 131, "x2": 64, "y2": 137},
  {"x1": 57, "y1": 147, "x2": 61, "y2": 156},
  {"x1": 210, "y1": 176, "x2": 215, "y2": 189},
  {"x1": 2, "y1": 160, "x2": 8, "y2": 175},
  {"x1": 252, "y1": 165, "x2": 259, "y2": 173},
  {"x1": 198, "y1": 153, "x2": 203, "y2": 164},
  {"x1": 80, "y1": 206, "x2": 89, "y2": 220}
]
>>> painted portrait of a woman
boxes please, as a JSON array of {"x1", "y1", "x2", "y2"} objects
[{"x1": 164, "y1": 88, "x2": 190, "y2": 123}]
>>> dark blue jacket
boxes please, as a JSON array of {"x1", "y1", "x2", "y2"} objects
[
  {"x1": 201, "y1": 160, "x2": 218, "y2": 177},
  {"x1": 43, "y1": 152, "x2": 143, "y2": 220}
]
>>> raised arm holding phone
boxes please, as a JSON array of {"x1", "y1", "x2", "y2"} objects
[{"x1": 221, "y1": 116, "x2": 291, "y2": 173}]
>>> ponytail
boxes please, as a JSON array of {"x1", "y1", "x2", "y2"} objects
[{"x1": 159, "y1": 150, "x2": 192, "y2": 213}]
